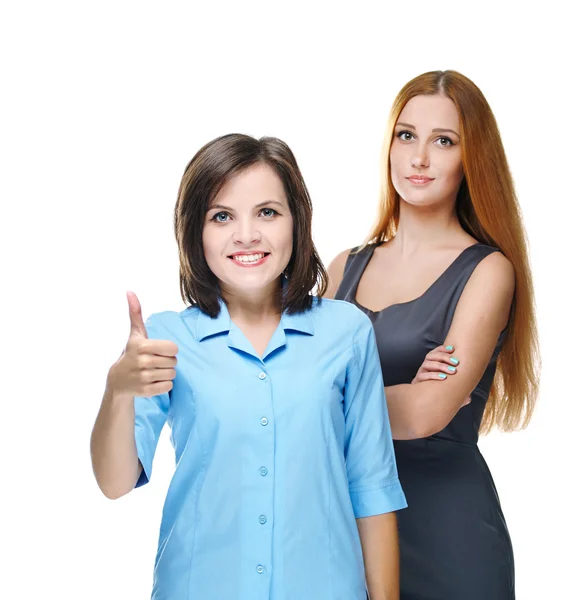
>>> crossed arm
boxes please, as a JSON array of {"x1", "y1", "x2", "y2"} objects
[{"x1": 326, "y1": 248, "x2": 515, "y2": 440}]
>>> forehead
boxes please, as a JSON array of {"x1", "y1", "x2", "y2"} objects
[
  {"x1": 213, "y1": 163, "x2": 287, "y2": 206},
  {"x1": 397, "y1": 94, "x2": 460, "y2": 132}
]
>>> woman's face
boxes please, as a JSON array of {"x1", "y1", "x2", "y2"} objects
[
  {"x1": 390, "y1": 94, "x2": 464, "y2": 208},
  {"x1": 202, "y1": 162, "x2": 294, "y2": 300}
]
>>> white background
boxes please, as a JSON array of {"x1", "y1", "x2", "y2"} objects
[{"x1": 1, "y1": 1, "x2": 585, "y2": 598}]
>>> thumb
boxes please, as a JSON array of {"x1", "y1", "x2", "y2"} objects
[{"x1": 127, "y1": 291, "x2": 148, "y2": 338}]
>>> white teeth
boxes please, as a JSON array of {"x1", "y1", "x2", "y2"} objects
[{"x1": 232, "y1": 253, "x2": 265, "y2": 263}]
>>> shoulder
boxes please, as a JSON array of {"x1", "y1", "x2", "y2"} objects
[
  {"x1": 453, "y1": 249, "x2": 516, "y2": 331},
  {"x1": 469, "y1": 249, "x2": 515, "y2": 297},
  {"x1": 312, "y1": 297, "x2": 373, "y2": 338},
  {"x1": 145, "y1": 306, "x2": 199, "y2": 337},
  {"x1": 327, "y1": 248, "x2": 354, "y2": 272},
  {"x1": 324, "y1": 247, "x2": 355, "y2": 298}
]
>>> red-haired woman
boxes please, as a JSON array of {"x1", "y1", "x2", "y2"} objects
[{"x1": 327, "y1": 70, "x2": 540, "y2": 599}]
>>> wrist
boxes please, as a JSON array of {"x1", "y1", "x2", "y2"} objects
[{"x1": 104, "y1": 373, "x2": 134, "y2": 406}]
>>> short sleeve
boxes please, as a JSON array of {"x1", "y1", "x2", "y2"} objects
[
  {"x1": 134, "y1": 313, "x2": 173, "y2": 488},
  {"x1": 343, "y1": 313, "x2": 407, "y2": 518}
]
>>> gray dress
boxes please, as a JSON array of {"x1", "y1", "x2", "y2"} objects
[{"x1": 335, "y1": 242, "x2": 515, "y2": 600}]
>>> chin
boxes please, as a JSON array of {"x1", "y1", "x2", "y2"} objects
[
  {"x1": 224, "y1": 274, "x2": 283, "y2": 293},
  {"x1": 400, "y1": 192, "x2": 448, "y2": 208}
]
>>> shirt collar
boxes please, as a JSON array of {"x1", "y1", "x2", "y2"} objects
[
  {"x1": 195, "y1": 300, "x2": 232, "y2": 342},
  {"x1": 280, "y1": 305, "x2": 315, "y2": 335},
  {"x1": 195, "y1": 297, "x2": 315, "y2": 342}
]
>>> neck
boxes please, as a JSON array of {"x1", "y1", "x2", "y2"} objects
[
  {"x1": 221, "y1": 282, "x2": 282, "y2": 325},
  {"x1": 392, "y1": 198, "x2": 465, "y2": 256}
]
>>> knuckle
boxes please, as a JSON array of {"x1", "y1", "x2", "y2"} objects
[
  {"x1": 137, "y1": 354, "x2": 149, "y2": 369},
  {"x1": 136, "y1": 339, "x2": 150, "y2": 353},
  {"x1": 139, "y1": 370, "x2": 153, "y2": 383}
]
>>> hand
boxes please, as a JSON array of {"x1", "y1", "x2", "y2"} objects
[
  {"x1": 411, "y1": 345, "x2": 460, "y2": 383},
  {"x1": 106, "y1": 292, "x2": 178, "y2": 398},
  {"x1": 412, "y1": 345, "x2": 471, "y2": 407}
]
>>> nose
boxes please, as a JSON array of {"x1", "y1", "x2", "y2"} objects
[
  {"x1": 411, "y1": 143, "x2": 429, "y2": 169},
  {"x1": 233, "y1": 217, "x2": 261, "y2": 246}
]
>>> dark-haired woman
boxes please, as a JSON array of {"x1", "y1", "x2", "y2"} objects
[{"x1": 90, "y1": 134, "x2": 406, "y2": 600}]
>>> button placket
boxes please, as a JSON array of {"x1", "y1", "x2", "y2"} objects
[{"x1": 253, "y1": 363, "x2": 273, "y2": 585}]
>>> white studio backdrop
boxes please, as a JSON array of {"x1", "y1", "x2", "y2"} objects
[{"x1": 1, "y1": 1, "x2": 584, "y2": 598}]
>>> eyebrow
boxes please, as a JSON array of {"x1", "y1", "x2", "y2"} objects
[
  {"x1": 396, "y1": 122, "x2": 460, "y2": 138},
  {"x1": 208, "y1": 199, "x2": 286, "y2": 211}
]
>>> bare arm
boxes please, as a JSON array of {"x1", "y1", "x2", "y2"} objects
[
  {"x1": 324, "y1": 249, "x2": 351, "y2": 298},
  {"x1": 385, "y1": 252, "x2": 515, "y2": 439},
  {"x1": 90, "y1": 292, "x2": 177, "y2": 499},
  {"x1": 357, "y1": 513, "x2": 400, "y2": 600},
  {"x1": 90, "y1": 387, "x2": 142, "y2": 499}
]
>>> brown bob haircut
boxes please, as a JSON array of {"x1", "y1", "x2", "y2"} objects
[{"x1": 174, "y1": 133, "x2": 328, "y2": 318}]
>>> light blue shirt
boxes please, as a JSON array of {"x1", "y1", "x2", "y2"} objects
[{"x1": 135, "y1": 297, "x2": 407, "y2": 600}]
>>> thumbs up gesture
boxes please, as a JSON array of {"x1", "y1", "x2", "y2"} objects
[{"x1": 107, "y1": 292, "x2": 179, "y2": 398}]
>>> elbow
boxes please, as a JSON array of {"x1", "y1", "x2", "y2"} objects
[
  {"x1": 395, "y1": 413, "x2": 448, "y2": 440},
  {"x1": 413, "y1": 414, "x2": 454, "y2": 439},
  {"x1": 102, "y1": 487, "x2": 126, "y2": 501},
  {"x1": 93, "y1": 471, "x2": 136, "y2": 500},
  {"x1": 99, "y1": 482, "x2": 133, "y2": 500},
  {"x1": 411, "y1": 423, "x2": 444, "y2": 439}
]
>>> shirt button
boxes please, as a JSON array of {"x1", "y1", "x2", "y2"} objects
[
  {"x1": 259, "y1": 467, "x2": 268, "y2": 476},
  {"x1": 260, "y1": 417, "x2": 269, "y2": 426},
  {"x1": 258, "y1": 515, "x2": 267, "y2": 524},
  {"x1": 258, "y1": 372, "x2": 267, "y2": 380},
  {"x1": 256, "y1": 565, "x2": 264, "y2": 574}
]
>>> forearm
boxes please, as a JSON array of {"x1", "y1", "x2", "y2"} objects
[
  {"x1": 384, "y1": 383, "x2": 452, "y2": 440},
  {"x1": 90, "y1": 385, "x2": 141, "y2": 499},
  {"x1": 357, "y1": 512, "x2": 399, "y2": 600}
]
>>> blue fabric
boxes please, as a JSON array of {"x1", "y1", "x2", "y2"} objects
[{"x1": 134, "y1": 297, "x2": 406, "y2": 599}]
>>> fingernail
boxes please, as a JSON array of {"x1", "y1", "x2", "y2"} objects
[
  {"x1": 448, "y1": 366, "x2": 456, "y2": 372},
  {"x1": 438, "y1": 373, "x2": 447, "y2": 379},
  {"x1": 445, "y1": 345, "x2": 454, "y2": 351},
  {"x1": 450, "y1": 357, "x2": 459, "y2": 365}
]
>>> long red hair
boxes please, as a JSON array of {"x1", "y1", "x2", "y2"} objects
[{"x1": 367, "y1": 70, "x2": 540, "y2": 433}]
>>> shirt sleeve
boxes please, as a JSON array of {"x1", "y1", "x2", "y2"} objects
[
  {"x1": 134, "y1": 313, "x2": 172, "y2": 488},
  {"x1": 343, "y1": 312, "x2": 407, "y2": 518}
]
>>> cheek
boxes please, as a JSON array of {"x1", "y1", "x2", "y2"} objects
[
  {"x1": 448, "y1": 159, "x2": 464, "y2": 185},
  {"x1": 201, "y1": 226, "x2": 223, "y2": 266},
  {"x1": 389, "y1": 154, "x2": 406, "y2": 190},
  {"x1": 280, "y1": 216, "x2": 294, "y2": 245},
  {"x1": 201, "y1": 227, "x2": 213, "y2": 257},
  {"x1": 389, "y1": 145, "x2": 410, "y2": 179},
  {"x1": 278, "y1": 220, "x2": 294, "y2": 261}
]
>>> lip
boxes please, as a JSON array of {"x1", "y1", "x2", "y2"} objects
[
  {"x1": 407, "y1": 175, "x2": 434, "y2": 184},
  {"x1": 228, "y1": 251, "x2": 270, "y2": 267}
]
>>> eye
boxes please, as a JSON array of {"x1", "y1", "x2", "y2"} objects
[
  {"x1": 396, "y1": 130, "x2": 414, "y2": 141},
  {"x1": 435, "y1": 136, "x2": 455, "y2": 147},
  {"x1": 211, "y1": 211, "x2": 231, "y2": 223},
  {"x1": 259, "y1": 208, "x2": 278, "y2": 218}
]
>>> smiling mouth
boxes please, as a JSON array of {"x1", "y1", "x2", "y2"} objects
[{"x1": 228, "y1": 252, "x2": 270, "y2": 266}]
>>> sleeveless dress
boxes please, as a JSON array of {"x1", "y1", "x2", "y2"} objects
[{"x1": 335, "y1": 242, "x2": 515, "y2": 600}]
